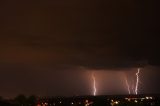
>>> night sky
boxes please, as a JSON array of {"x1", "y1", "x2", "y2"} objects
[{"x1": 0, "y1": 0, "x2": 159, "y2": 98}]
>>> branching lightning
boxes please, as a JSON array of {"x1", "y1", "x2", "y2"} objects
[
  {"x1": 92, "y1": 73, "x2": 96, "y2": 96},
  {"x1": 124, "y1": 68, "x2": 141, "y2": 95},
  {"x1": 135, "y1": 68, "x2": 140, "y2": 95},
  {"x1": 125, "y1": 78, "x2": 131, "y2": 94}
]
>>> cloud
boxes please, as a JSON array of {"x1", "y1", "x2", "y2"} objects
[{"x1": 0, "y1": 0, "x2": 159, "y2": 70}]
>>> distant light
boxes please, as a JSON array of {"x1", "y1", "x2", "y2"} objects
[
  {"x1": 115, "y1": 101, "x2": 119, "y2": 104},
  {"x1": 85, "y1": 100, "x2": 89, "y2": 103},
  {"x1": 85, "y1": 100, "x2": 90, "y2": 106},
  {"x1": 71, "y1": 102, "x2": 74, "y2": 105},
  {"x1": 145, "y1": 96, "x2": 153, "y2": 100},
  {"x1": 135, "y1": 100, "x2": 138, "y2": 103},
  {"x1": 125, "y1": 98, "x2": 131, "y2": 101},
  {"x1": 59, "y1": 101, "x2": 62, "y2": 104},
  {"x1": 111, "y1": 100, "x2": 119, "y2": 106}
]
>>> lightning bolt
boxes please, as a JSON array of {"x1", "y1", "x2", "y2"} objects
[
  {"x1": 131, "y1": 82, "x2": 135, "y2": 94},
  {"x1": 135, "y1": 68, "x2": 140, "y2": 95},
  {"x1": 92, "y1": 72, "x2": 96, "y2": 96},
  {"x1": 125, "y1": 77, "x2": 131, "y2": 94}
]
